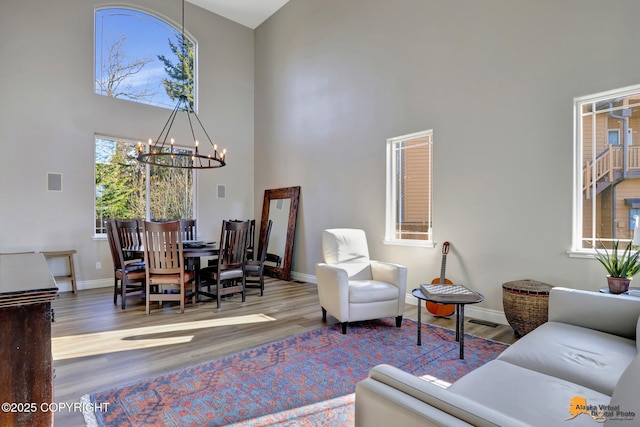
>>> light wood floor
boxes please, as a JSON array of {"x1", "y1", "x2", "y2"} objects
[{"x1": 51, "y1": 278, "x2": 517, "y2": 426}]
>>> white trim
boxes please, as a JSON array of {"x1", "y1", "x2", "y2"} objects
[
  {"x1": 572, "y1": 83, "x2": 640, "y2": 251},
  {"x1": 385, "y1": 129, "x2": 434, "y2": 245},
  {"x1": 55, "y1": 278, "x2": 112, "y2": 293},
  {"x1": 574, "y1": 82, "x2": 640, "y2": 104},
  {"x1": 404, "y1": 293, "x2": 509, "y2": 326},
  {"x1": 382, "y1": 239, "x2": 436, "y2": 248},
  {"x1": 566, "y1": 249, "x2": 597, "y2": 259},
  {"x1": 291, "y1": 270, "x2": 316, "y2": 283},
  {"x1": 297, "y1": 273, "x2": 509, "y2": 326}
]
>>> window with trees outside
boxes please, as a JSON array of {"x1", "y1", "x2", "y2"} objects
[
  {"x1": 95, "y1": 136, "x2": 194, "y2": 235},
  {"x1": 94, "y1": 8, "x2": 197, "y2": 236},
  {"x1": 574, "y1": 84, "x2": 640, "y2": 251},
  {"x1": 95, "y1": 7, "x2": 195, "y2": 110},
  {"x1": 385, "y1": 130, "x2": 433, "y2": 245}
]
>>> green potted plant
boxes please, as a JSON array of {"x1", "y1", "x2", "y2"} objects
[{"x1": 594, "y1": 240, "x2": 640, "y2": 294}]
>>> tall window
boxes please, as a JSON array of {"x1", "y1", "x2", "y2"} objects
[
  {"x1": 95, "y1": 7, "x2": 195, "y2": 110},
  {"x1": 385, "y1": 130, "x2": 433, "y2": 245},
  {"x1": 95, "y1": 136, "x2": 194, "y2": 236},
  {"x1": 574, "y1": 85, "x2": 640, "y2": 250}
]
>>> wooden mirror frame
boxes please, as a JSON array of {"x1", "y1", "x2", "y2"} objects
[{"x1": 259, "y1": 186, "x2": 300, "y2": 281}]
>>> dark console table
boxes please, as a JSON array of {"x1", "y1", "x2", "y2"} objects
[{"x1": 0, "y1": 253, "x2": 58, "y2": 427}]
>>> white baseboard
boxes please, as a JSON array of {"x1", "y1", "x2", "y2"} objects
[
  {"x1": 291, "y1": 271, "x2": 316, "y2": 283},
  {"x1": 54, "y1": 278, "x2": 112, "y2": 293},
  {"x1": 404, "y1": 293, "x2": 508, "y2": 326},
  {"x1": 58, "y1": 272, "x2": 508, "y2": 326},
  {"x1": 294, "y1": 271, "x2": 509, "y2": 326}
]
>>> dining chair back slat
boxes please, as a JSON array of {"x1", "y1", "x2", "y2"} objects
[
  {"x1": 180, "y1": 219, "x2": 197, "y2": 241},
  {"x1": 116, "y1": 219, "x2": 140, "y2": 247},
  {"x1": 246, "y1": 219, "x2": 256, "y2": 260}
]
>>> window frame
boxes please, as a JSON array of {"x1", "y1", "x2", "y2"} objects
[
  {"x1": 94, "y1": 135, "x2": 197, "y2": 238},
  {"x1": 94, "y1": 6, "x2": 198, "y2": 111},
  {"x1": 384, "y1": 129, "x2": 435, "y2": 248},
  {"x1": 571, "y1": 83, "x2": 640, "y2": 255}
]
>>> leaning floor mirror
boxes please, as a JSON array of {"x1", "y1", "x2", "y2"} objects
[{"x1": 259, "y1": 186, "x2": 300, "y2": 281}]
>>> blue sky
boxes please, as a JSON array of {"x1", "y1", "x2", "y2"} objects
[{"x1": 95, "y1": 8, "x2": 188, "y2": 109}]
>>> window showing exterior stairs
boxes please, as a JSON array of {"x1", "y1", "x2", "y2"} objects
[{"x1": 583, "y1": 145, "x2": 640, "y2": 199}]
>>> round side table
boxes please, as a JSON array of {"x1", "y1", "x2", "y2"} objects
[{"x1": 502, "y1": 279, "x2": 553, "y2": 337}]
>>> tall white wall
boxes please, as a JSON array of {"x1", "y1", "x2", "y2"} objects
[
  {"x1": 254, "y1": 0, "x2": 640, "y2": 317},
  {"x1": 0, "y1": 0, "x2": 254, "y2": 288}
]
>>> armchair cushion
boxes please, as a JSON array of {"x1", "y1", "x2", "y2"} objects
[{"x1": 350, "y1": 280, "x2": 400, "y2": 303}]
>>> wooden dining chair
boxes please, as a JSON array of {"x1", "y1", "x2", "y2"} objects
[
  {"x1": 246, "y1": 219, "x2": 256, "y2": 260},
  {"x1": 142, "y1": 220, "x2": 196, "y2": 314},
  {"x1": 115, "y1": 219, "x2": 143, "y2": 261},
  {"x1": 106, "y1": 220, "x2": 146, "y2": 309},
  {"x1": 245, "y1": 219, "x2": 273, "y2": 296},
  {"x1": 180, "y1": 219, "x2": 197, "y2": 241},
  {"x1": 199, "y1": 220, "x2": 250, "y2": 308},
  {"x1": 180, "y1": 219, "x2": 199, "y2": 273}
]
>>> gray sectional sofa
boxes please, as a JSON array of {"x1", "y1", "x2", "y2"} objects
[{"x1": 355, "y1": 287, "x2": 640, "y2": 426}]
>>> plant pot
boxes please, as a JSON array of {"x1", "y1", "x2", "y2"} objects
[{"x1": 607, "y1": 276, "x2": 632, "y2": 294}]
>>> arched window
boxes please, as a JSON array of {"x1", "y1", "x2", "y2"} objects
[{"x1": 95, "y1": 7, "x2": 195, "y2": 110}]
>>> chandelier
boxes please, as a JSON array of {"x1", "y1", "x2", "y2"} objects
[{"x1": 137, "y1": 0, "x2": 226, "y2": 170}]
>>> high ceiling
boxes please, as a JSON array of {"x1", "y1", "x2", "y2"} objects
[{"x1": 187, "y1": 0, "x2": 290, "y2": 29}]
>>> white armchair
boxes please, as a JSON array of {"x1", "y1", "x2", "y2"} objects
[{"x1": 315, "y1": 229, "x2": 408, "y2": 334}]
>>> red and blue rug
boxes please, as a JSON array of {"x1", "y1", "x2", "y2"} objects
[{"x1": 84, "y1": 319, "x2": 509, "y2": 426}]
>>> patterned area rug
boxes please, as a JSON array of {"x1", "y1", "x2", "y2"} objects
[{"x1": 84, "y1": 319, "x2": 508, "y2": 426}]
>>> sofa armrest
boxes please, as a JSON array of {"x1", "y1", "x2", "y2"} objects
[
  {"x1": 355, "y1": 364, "x2": 529, "y2": 427},
  {"x1": 549, "y1": 287, "x2": 640, "y2": 340}
]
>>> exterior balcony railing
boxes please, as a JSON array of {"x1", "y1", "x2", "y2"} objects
[{"x1": 583, "y1": 145, "x2": 640, "y2": 199}]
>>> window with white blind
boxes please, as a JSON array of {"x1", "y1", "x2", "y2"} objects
[{"x1": 385, "y1": 130, "x2": 433, "y2": 246}]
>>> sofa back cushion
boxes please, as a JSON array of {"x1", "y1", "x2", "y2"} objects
[{"x1": 549, "y1": 287, "x2": 640, "y2": 340}]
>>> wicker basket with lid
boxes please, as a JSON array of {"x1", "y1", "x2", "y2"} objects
[{"x1": 502, "y1": 279, "x2": 554, "y2": 337}]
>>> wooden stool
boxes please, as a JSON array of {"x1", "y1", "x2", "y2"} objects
[{"x1": 42, "y1": 250, "x2": 77, "y2": 294}]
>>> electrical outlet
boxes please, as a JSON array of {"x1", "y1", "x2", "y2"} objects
[{"x1": 96, "y1": 261, "x2": 102, "y2": 270}]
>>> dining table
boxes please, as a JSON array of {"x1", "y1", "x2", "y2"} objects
[
  {"x1": 122, "y1": 241, "x2": 218, "y2": 299},
  {"x1": 122, "y1": 241, "x2": 218, "y2": 259}
]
